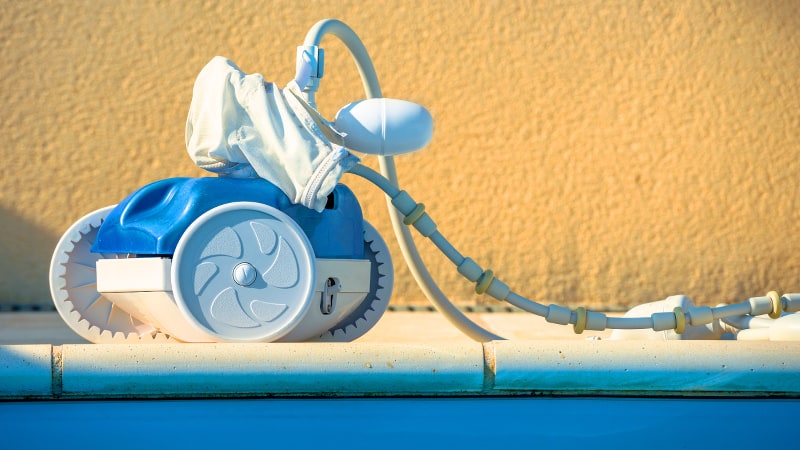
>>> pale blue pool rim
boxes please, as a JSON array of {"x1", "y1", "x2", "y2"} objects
[{"x1": 2, "y1": 340, "x2": 799, "y2": 400}]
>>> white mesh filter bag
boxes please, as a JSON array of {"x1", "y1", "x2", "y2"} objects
[{"x1": 186, "y1": 56, "x2": 359, "y2": 211}]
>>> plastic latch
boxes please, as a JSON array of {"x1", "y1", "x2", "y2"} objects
[{"x1": 321, "y1": 277, "x2": 340, "y2": 315}]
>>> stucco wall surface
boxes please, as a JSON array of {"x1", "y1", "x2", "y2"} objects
[{"x1": 1, "y1": 0, "x2": 798, "y2": 310}]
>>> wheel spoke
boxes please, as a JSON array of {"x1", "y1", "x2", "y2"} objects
[
  {"x1": 69, "y1": 281, "x2": 98, "y2": 290},
  {"x1": 69, "y1": 260, "x2": 98, "y2": 270},
  {"x1": 209, "y1": 287, "x2": 259, "y2": 328},
  {"x1": 249, "y1": 300, "x2": 288, "y2": 322},
  {"x1": 193, "y1": 261, "x2": 220, "y2": 296},
  {"x1": 199, "y1": 226, "x2": 242, "y2": 259},
  {"x1": 249, "y1": 220, "x2": 278, "y2": 255},
  {"x1": 262, "y1": 237, "x2": 300, "y2": 289}
]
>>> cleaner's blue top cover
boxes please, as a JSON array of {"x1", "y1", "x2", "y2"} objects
[{"x1": 91, "y1": 177, "x2": 364, "y2": 259}]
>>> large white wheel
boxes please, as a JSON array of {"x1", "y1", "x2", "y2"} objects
[
  {"x1": 49, "y1": 206, "x2": 172, "y2": 343},
  {"x1": 312, "y1": 220, "x2": 394, "y2": 341},
  {"x1": 171, "y1": 202, "x2": 317, "y2": 342}
]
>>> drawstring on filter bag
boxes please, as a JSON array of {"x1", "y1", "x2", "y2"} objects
[{"x1": 185, "y1": 56, "x2": 359, "y2": 212}]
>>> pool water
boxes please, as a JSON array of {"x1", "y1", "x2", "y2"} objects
[{"x1": 2, "y1": 397, "x2": 796, "y2": 448}]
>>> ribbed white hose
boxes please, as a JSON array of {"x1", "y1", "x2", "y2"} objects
[{"x1": 349, "y1": 163, "x2": 799, "y2": 332}]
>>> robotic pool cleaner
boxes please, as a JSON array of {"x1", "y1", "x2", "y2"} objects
[{"x1": 49, "y1": 19, "x2": 800, "y2": 344}]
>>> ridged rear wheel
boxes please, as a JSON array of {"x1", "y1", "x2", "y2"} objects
[
  {"x1": 49, "y1": 206, "x2": 173, "y2": 343},
  {"x1": 312, "y1": 220, "x2": 393, "y2": 341}
]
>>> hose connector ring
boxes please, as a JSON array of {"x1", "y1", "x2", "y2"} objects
[
  {"x1": 403, "y1": 203, "x2": 426, "y2": 226},
  {"x1": 767, "y1": 290, "x2": 783, "y2": 319},
  {"x1": 673, "y1": 306, "x2": 686, "y2": 334},
  {"x1": 475, "y1": 270, "x2": 494, "y2": 295},
  {"x1": 573, "y1": 307, "x2": 587, "y2": 334}
]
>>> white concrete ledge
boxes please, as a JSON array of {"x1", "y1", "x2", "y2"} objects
[
  {"x1": 1, "y1": 341, "x2": 799, "y2": 399},
  {"x1": 489, "y1": 341, "x2": 800, "y2": 395},
  {"x1": 60, "y1": 343, "x2": 485, "y2": 398},
  {"x1": 0, "y1": 345, "x2": 53, "y2": 397}
]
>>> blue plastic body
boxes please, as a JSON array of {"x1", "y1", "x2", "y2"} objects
[{"x1": 92, "y1": 177, "x2": 364, "y2": 259}]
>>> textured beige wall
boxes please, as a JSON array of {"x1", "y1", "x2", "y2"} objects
[{"x1": 1, "y1": 0, "x2": 798, "y2": 310}]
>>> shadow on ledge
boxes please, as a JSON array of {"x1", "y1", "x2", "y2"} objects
[{"x1": 0, "y1": 206, "x2": 59, "y2": 309}]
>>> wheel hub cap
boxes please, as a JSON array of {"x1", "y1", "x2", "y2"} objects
[{"x1": 232, "y1": 262, "x2": 258, "y2": 286}]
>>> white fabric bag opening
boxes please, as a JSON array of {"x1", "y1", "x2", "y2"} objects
[{"x1": 185, "y1": 56, "x2": 359, "y2": 212}]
